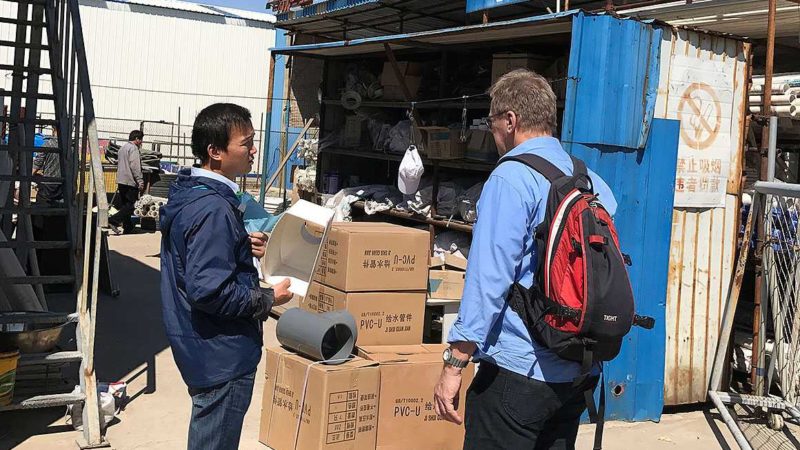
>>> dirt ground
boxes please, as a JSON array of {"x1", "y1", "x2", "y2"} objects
[{"x1": 0, "y1": 232, "x2": 797, "y2": 449}]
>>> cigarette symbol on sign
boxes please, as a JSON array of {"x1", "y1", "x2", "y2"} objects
[{"x1": 677, "y1": 82, "x2": 722, "y2": 150}]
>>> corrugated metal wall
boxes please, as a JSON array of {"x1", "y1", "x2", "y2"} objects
[
  {"x1": 654, "y1": 28, "x2": 750, "y2": 405},
  {"x1": 563, "y1": 13, "x2": 677, "y2": 422},
  {"x1": 0, "y1": 1, "x2": 274, "y2": 142}
]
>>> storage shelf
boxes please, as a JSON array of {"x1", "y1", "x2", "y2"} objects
[
  {"x1": 323, "y1": 98, "x2": 565, "y2": 109},
  {"x1": 352, "y1": 201, "x2": 474, "y2": 233},
  {"x1": 321, "y1": 147, "x2": 496, "y2": 172},
  {"x1": 0, "y1": 392, "x2": 85, "y2": 412},
  {"x1": 322, "y1": 98, "x2": 490, "y2": 109}
]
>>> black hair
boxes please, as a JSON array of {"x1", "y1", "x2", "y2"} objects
[
  {"x1": 191, "y1": 103, "x2": 253, "y2": 164},
  {"x1": 129, "y1": 130, "x2": 143, "y2": 141}
]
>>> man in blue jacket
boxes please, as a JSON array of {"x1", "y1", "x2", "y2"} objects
[{"x1": 160, "y1": 103, "x2": 292, "y2": 450}]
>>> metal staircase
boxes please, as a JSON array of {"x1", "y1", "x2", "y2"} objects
[{"x1": 0, "y1": 0, "x2": 109, "y2": 447}]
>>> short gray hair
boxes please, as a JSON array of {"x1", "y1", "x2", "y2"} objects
[{"x1": 488, "y1": 69, "x2": 557, "y2": 135}]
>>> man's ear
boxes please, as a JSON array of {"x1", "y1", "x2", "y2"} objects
[
  {"x1": 207, "y1": 144, "x2": 223, "y2": 162},
  {"x1": 506, "y1": 111, "x2": 517, "y2": 133}
]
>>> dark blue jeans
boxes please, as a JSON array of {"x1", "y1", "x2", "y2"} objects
[{"x1": 187, "y1": 370, "x2": 256, "y2": 450}]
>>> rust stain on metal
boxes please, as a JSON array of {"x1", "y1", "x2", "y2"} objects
[
  {"x1": 687, "y1": 213, "x2": 701, "y2": 399},
  {"x1": 703, "y1": 211, "x2": 714, "y2": 386},
  {"x1": 718, "y1": 209, "x2": 728, "y2": 332},
  {"x1": 671, "y1": 209, "x2": 688, "y2": 404}
]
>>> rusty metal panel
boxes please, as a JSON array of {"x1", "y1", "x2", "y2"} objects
[{"x1": 655, "y1": 27, "x2": 749, "y2": 405}]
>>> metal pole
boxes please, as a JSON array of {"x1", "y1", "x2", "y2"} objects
[
  {"x1": 260, "y1": 52, "x2": 278, "y2": 204},
  {"x1": 709, "y1": 391, "x2": 754, "y2": 450},
  {"x1": 177, "y1": 106, "x2": 181, "y2": 162},
  {"x1": 767, "y1": 116, "x2": 778, "y2": 182},
  {"x1": 752, "y1": 0, "x2": 777, "y2": 388}
]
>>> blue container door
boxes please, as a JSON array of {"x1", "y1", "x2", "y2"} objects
[{"x1": 562, "y1": 13, "x2": 677, "y2": 422}]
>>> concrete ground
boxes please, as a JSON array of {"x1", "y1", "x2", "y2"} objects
[{"x1": 0, "y1": 232, "x2": 797, "y2": 449}]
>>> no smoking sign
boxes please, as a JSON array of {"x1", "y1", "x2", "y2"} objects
[{"x1": 677, "y1": 82, "x2": 722, "y2": 150}]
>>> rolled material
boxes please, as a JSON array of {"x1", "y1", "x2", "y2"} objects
[
  {"x1": 341, "y1": 90, "x2": 362, "y2": 110},
  {"x1": 751, "y1": 82, "x2": 789, "y2": 94},
  {"x1": 749, "y1": 105, "x2": 793, "y2": 115},
  {"x1": 749, "y1": 94, "x2": 793, "y2": 105},
  {"x1": 276, "y1": 308, "x2": 357, "y2": 365}
]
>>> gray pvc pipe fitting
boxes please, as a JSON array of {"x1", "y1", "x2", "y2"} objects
[{"x1": 276, "y1": 308, "x2": 358, "y2": 365}]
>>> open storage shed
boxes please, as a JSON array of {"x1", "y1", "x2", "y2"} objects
[{"x1": 269, "y1": 8, "x2": 751, "y2": 418}]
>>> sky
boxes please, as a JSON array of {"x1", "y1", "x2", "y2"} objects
[{"x1": 185, "y1": 0, "x2": 270, "y2": 13}]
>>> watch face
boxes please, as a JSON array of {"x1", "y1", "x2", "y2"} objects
[{"x1": 442, "y1": 348, "x2": 452, "y2": 361}]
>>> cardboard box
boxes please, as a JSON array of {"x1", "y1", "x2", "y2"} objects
[
  {"x1": 380, "y1": 61, "x2": 422, "y2": 86},
  {"x1": 302, "y1": 281, "x2": 426, "y2": 346},
  {"x1": 418, "y1": 127, "x2": 466, "y2": 160},
  {"x1": 382, "y1": 76, "x2": 421, "y2": 101},
  {"x1": 262, "y1": 200, "x2": 334, "y2": 297},
  {"x1": 315, "y1": 222, "x2": 430, "y2": 292},
  {"x1": 428, "y1": 270, "x2": 465, "y2": 301},
  {"x1": 491, "y1": 53, "x2": 551, "y2": 82},
  {"x1": 357, "y1": 344, "x2": 475, "y2": 450},
  {"x1": 466, "y1": 129, "x2": 498, "y2": 163},
  {"x1": 260, "y1": 347, "x2": 380, "y2": 450},
  {"x1": 430, "y1": 254, "x2": 468, "y2": 271},
  {"x1": 380, "y1": 61, "x2": 422, "y2": 100}
]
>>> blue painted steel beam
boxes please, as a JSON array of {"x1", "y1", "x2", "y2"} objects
[{"x1": 466, "y1": 0, "x2": 531, "y2": 14}]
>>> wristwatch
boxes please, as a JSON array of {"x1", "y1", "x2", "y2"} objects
[{"x1": 442, "y1": 348, "x2": 470, "y2": 369}]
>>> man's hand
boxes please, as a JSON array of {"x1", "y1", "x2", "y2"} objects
[
  {"x1": 250, "y1": 232, "x2": 268, "y2": 259},
  {"x1": 434, "y1": 366, "x2": 463, "y2": 425},
  {"x1": 138, "y1": 183, "x2": 145, "y2": 193},
  {"x1": 271, "y1": 278, "x2": 292, "y2": 306}
]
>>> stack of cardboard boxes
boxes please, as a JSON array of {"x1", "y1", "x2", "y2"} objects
[{"x1": 260, "y1": 222, "x2": 474, "y2": 450}]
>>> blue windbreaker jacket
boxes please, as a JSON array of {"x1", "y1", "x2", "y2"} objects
[{"x1": 159, "y1": 169, "x2": 269, "y2": 388}]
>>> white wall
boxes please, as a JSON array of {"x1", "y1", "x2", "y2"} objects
[{"x1": 0, "y1": 1, "x2": 274, "y2": 151}]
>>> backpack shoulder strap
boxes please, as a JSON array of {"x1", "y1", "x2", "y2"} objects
[
  {"x1": 571, "y1": 156, "x2": 588, "y2": 177},
  {"x1": 500, "y1": 154, "x2": 565, "y2": 183}
]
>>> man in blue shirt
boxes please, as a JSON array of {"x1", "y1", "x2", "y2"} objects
[
  {"x1": 160, "y1": 103, "x2": 293, "y2": 450},
  {"x1": 434, "y1": 69, "x2": 617, "y2": 449}
]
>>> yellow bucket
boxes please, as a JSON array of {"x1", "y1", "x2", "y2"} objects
[{"x1": 0, "y1": 350, "x2": 20, "y2": 407}]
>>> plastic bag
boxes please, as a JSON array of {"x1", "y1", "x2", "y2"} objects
[
  {"x1": 457, "y1": 182, "x2": 484, "y2": 223},
  {"x1": 67, "y1": 382, "x2": 126, "y2": 431},
  {"x1": 388, "y1": 120, "x2": 414, "y2": 154}
]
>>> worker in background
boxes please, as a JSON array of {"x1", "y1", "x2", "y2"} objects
[
  {"x1": 33, "y1": 126, "x2": 62, "y2": 205},
  {"x1": 108, "y1": 129, "x2": 144, "y2": 234},
  {"x1": 159, "y1": 103, "x2": 292, "y2": 450},
  {"x1": 433, "y1": 69, "x2": 617, "y2": 449}
]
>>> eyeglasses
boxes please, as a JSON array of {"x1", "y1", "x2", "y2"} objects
[{"x1": 480, "y1": 111, "x2": 508, "y2": 128}]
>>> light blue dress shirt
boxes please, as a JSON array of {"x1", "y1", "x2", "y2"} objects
[{"x1": 447, "y1": 137, "x2": 617, "y2": 382}]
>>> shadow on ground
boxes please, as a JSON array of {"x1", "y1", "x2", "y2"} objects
[{"x1": 0, "y1": 246, "x2": 168, "y2": 449}]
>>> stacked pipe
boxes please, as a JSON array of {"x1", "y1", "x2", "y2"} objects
[
  {"x1": 134, "y1": 195, "x2": 167, "y2": 220},
  {"x1": 750, "y1": 74, "x2": 800, "y2": 118}
]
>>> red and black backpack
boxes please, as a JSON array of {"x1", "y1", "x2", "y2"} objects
[{"x1": 501, "y1": 154, "x2": 654, "y2": 449}]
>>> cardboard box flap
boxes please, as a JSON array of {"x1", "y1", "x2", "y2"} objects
[
  {"x1": 358, "y1": 345, "x2": 429, "y2": 357},
  {"x1": 311, "y1": 356, "x2": 379, "y2": 372},
  {"x1": 429, "y1": 253, "x2": 468, "y2": 271},
  {"x1": 358, "y1": 345, "x2": 442, "y2": 364},
  {"x1": 334, "y1": 222, "x2": 429, "y2": 235},
  {"x1": 269, "y1": 346, "x2": 379, "y2": 372},
  {"x1": 262, "y1": 200, "x2": 334, "y2": 297}
]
